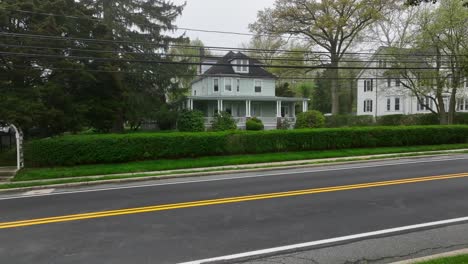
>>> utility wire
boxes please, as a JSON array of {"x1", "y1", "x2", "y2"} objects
[
  {"x1": 0, "y1": 64, "x2": 452, "y2": 81},
  {"x1": 1, "y1": 32, "x2": 465, "y2": 58},
  {"x1": 0, "y1": 51, "x2": 462, "y2": 70},
  {"x1": 0, "y1": 43, "x2": 455, "y2": 65}
]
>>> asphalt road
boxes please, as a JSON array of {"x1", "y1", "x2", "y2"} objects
[{"x1": 1, "y1": 155, "x2": 468, "y2": 264}]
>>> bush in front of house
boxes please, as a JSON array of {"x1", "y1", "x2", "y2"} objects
[
  {"x1": 277, "y1": 118, "x2": 293, "y2": 130},
  {"x1": 295, "y1": 110, "x2": 325, "y2": 129},
  {"x1": 455, "y1": 113, "x2": 468, "y2": 124},
  {"x1": 176, "y1": 110, "x2": 205, "y2": 132},
  {"x1": 211, "y1": 112, "x2": 237, "y2": 131},
  {"x1": 24, "y1": 126, "x2": 468, "y2": 167},
  {"x1": 377, "y1": 114, "x2": 439, "y2": 126},
  {"x1": 246, "y1": 117, "x2": 264, "y2": 131},
  {"x1": 325, "y1": 115, "x2": 375, "y2": 128}
]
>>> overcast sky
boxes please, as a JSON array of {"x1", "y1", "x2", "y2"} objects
[{"x1": 171, "y1": 0, "x2": 276, "y2": 48}]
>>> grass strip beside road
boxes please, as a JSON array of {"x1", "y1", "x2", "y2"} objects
[
  {"x1": 415, "y1": 254, "x2": 468, "y2": 264},
  {"x1": 14, "y1": 144, "x2": 468, "y2": 182}
]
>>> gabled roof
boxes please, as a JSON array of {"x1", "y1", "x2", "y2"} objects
[
  {"x1": 201, "y1": 51, "x2": 277, "y2": 79},
  {"x1": 356, "y1": 46, "x2": 433, "y2": 79}
]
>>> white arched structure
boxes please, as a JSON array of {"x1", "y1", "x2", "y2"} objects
[{"x1": 5, "y1": 124, "x2": 24, "y2": 170}]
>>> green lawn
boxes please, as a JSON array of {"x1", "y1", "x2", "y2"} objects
[
  {"x1": 416, "y1": 254, "x2": 468, "y2": 264},
  {"x1": 13, "y1": 143, "x2": 468, "y2": 182}
]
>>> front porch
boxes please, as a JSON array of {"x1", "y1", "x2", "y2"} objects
[{"x1": 186, "y1": 96, "x2": 309, "y2": 130}]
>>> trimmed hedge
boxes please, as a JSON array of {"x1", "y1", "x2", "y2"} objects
[
  {"x1": 377, "y1": 114, "x2": 439, "y2": 126},
  {"x1": 325, "y1": 115, "x2": 375, "y2": 128},
  {"x1": 25, "y1": 126, "x2": 468, "y2": 167}
]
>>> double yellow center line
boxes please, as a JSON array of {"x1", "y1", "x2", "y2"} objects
[{"x1": 1, "y1": 172, "x2": 468, "y2": 229}]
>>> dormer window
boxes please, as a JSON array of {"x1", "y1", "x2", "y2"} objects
[{"x1": 234, "y1": 59, "x2": 249, "y2": 73}]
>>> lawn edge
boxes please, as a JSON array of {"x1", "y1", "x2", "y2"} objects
[
  {"x1": 390, "y1": 248, "x2": 468, "y2": 264},
  {"x1": 0, "y1": 149, "x2": 467, "y2": 193}
]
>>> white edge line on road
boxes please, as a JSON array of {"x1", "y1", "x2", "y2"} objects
[
  {"x1": 180, "y1": 216, "x2": 468, "y2": 264},
  {"x1": 0, "y1": 155, "x2": 467, "y2": 201}
]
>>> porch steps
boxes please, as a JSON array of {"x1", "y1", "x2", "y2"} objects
[{"x1": 0, "y1": 167, "x2": 17, "y2": 182}]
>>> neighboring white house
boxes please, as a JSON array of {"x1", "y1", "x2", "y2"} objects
[
  {"x1": 356, "y1": 47, "x2": 468, "y2": 117},
  {"x1": 187, "y1": 52, "x2": 309, "y2": 129}
]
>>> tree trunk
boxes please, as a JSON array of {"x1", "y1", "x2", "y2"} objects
[{"x1": 330, "y1": 59, "x2": 340, "y2": 115}]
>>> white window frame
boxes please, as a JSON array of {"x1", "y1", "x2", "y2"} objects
[
  {"x1": 225, "y1": 78, "x2": 232, "y2": 92},
  {"x1": 417, "y1": 96, "x2": 433, "y2": 112},
  {"x1": 236, "y1": 79, "x2": 240, "y2": 92},
  {"x1": 234, "y1": 59, "x2": 249, "y2": 73},
  {"x1": 394, "y1": 97, "x2": 401, "y2": 111},
  {"x1": 386, "y1": 98, "x2": 391, "y2": 111},
  {"x1": 363, "y1": 99, "x2": 373, "y2": 113},
  {"x1": 395, "y1": 78, "x2": 401, "y2": 87},
  {"x1": 254, "y1": 79, "x2": 262, "y2": 93},
  {"x1": 364, "y1": 79, "x2": 373, "y2": 92},
  {"x1": 213, "y1": 78, "x2": 219, "y2": 93}
]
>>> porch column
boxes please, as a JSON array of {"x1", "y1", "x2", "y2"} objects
[
  {"x1": 302, "y1": 100, "x2": 308, "y2": 112},
  {"x1": 246, "y1": 100, "x2": 251, "y2": 117},
  {"x1": 187, "y1": 99, "x2": 193, "y2": 110},
  {"x1": 276, "y1": 100, "x2": 282, "y2": 118},
  {"x1": 220, "y1": 99, "x2": 224, "y2": 113},
  {"x1": 217, "y1": 100, "x2": 221, "y2": 113}
]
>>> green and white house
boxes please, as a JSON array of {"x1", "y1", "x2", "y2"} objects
[{"x1": 188, "y1": 52, "x2": 309, "y2": 129}]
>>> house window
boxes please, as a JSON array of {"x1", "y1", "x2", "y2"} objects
[
  {"x1": 234, "y1": 60, "x2": 249, "y2": 73},
  {"x1": 364, "y1": 99, "x2": 373, "y2": 113},
  {"x1": 194, "y1": 90, "x2": 197, "y2": 96},
  {"x1": 225, "y1": 78, "x2": 232, "y2": 92},
  {"x1": 395, "y1": 97, "x2": 401, "y2": 111},
  {"x1": 457, "y1": 99, "x2": 464, "y2": 111},
  {"x1": 254, "y1": 80, "x2": 262, "y2": 93},
  {"x1": 236, "y1": 79, "x2": 240, "y2": 92},
  {"x1": 417, "y1": 97, "x2": 433, "y2": 111},
  {"x1": 387, "y1": 98, "x2": 391, "y2": 111},
  {"x1": 395, "y1": 78, "x2": 401, "y2": 87},
  {"x1": 213, "y1": 79, "x2": 219, "y2": 92},
  {"x1": 387, "y1": 78, "x2": 392, "y2": 87},
  {"x1": 364, "y1": 79, "x2": 373, "y2": 92}
]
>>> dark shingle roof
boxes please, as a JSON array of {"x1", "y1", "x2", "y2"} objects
[{"x1": 202, "y1": 51, "x2": 276, "y2": 79}]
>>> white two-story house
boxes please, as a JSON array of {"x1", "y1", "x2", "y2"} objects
[
  {"x1": 187, "y1": 52, "x2": 309, "y2": 129},
  {"x1": 357, "y1": 47, "x2": 468, "y2": 117}
]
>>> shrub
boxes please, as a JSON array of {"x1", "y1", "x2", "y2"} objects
[
  {"x1": 455, "y1": 113, "x2": 468, "y2": 125},
  {"x1": 325, "y1": 115, "x2": 374, "y2": 128},
  {"x1": 295, "y1": 111, "x2": 325, "y2": 129},
  {"x1": 277, "y1": 118, "x2": 293, "y2": 130},
  {"x1": 211, "y1": 112, "x2": 237, "y2": 131},
  {"x1": 246, "y1": 117, "x2": 264, "y2": 131},
  {"x1": 377, "y1": 114, "x2": 439, "y2": 126},
  {"x1": 177, "y1": 110, "x2": 205, "y2": 132},
  {"x1": 24, "y1": 126, "x2": 468, "y2": 167}
]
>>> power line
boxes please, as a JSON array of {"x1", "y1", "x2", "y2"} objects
[
  {"x1": 1, "y1": 32, "x2": 465, "y2": 58},
  {"x1": 0, "y1": 51, "x2": 462, "y2": 70},
  {"x1": 1, "y1": 64, "x2": 451, "y2": 81},
  {"x1": 0, "y1": 43, "x2": 454, "y2": 65}
]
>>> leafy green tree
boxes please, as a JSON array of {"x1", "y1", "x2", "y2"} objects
[
  {"x1": 389, "y1": 0, "x2": 468, "y2": 124},
  {"x1": 276, "y1": 82, "x2": 296, "y2": 97},
  {"x1": 0, "y1": 0, "x2": 188, "y2": 135},
  {"x1": 251, "y1": 0, "x2": 390, "y2": 115}
]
